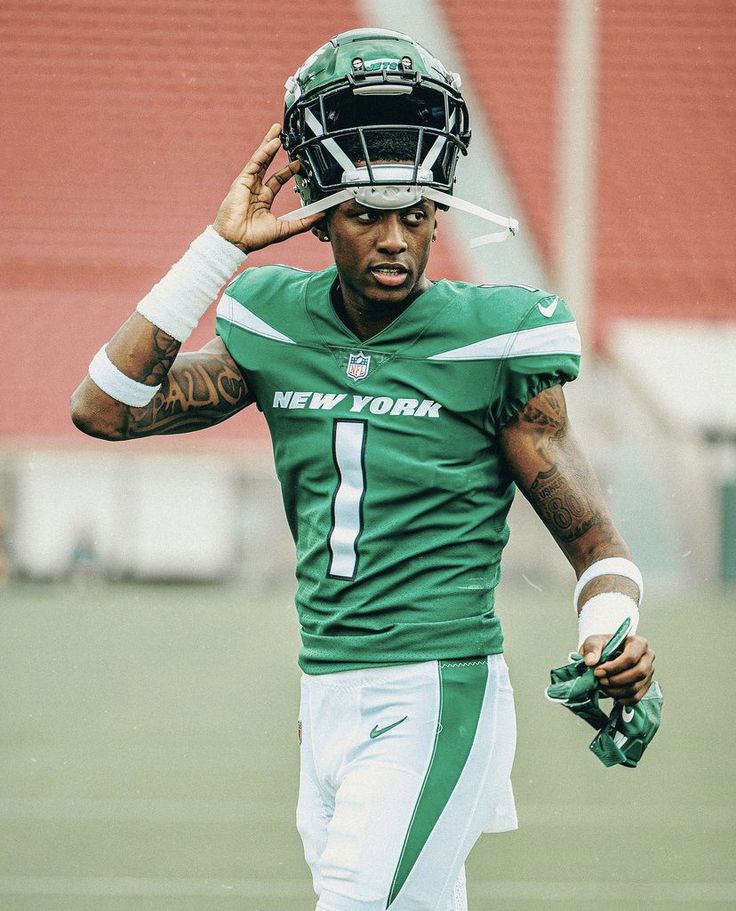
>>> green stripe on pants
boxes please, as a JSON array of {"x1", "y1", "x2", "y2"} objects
[{"x1": 387, "y1": 659, "x2": 489, "y2": 907}]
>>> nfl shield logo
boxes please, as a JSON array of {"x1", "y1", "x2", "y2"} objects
[{"x1": 347, "y1": 351, "x2": 371, "y2": 381}]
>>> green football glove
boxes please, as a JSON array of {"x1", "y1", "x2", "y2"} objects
[
  {"x1": 590, "y1": 681, "x2": 663, "y2": 768},
  {"x1": 545, "y1": 618, "x2": 663, "y2": 768},
  {"x1": 546, "y1": 617, "x2": 632, "y2": 729}
]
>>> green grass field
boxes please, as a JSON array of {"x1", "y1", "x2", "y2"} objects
[{"x1": 1, "y1": 579, "x2": 734, "y2": 910}]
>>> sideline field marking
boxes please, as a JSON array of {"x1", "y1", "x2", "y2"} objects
[
  {"x1": 0, "y1": 877, "x2": 310, "y2": 897},
  {"x1": 1, "y1": 798, "x2": 734, "y2": 827},
  {"x1": 0, "y1": 797, "x2": 286, "y2": 822},
  {"x1": 519, "y1": 802, "x2": 736, "y2": 828},
  {"x1": 472, "y1": 882, "x2": 736, "y2": 903},
  {"x1": 0, "y1": 876, "x2": 734, "y2": 902}
]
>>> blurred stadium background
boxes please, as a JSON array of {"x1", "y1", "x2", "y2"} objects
[{"x1": 1, "y1": 0, "x2": 734, "y2": 908}]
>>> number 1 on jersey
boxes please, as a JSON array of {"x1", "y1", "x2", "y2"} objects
[{"x1": 328, "y1": 420, "x2": 367, "y2": 579}]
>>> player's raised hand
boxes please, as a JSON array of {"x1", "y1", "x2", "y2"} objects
[{"x1": 213, "y1": 123, "x2": 322, "y2": 253}]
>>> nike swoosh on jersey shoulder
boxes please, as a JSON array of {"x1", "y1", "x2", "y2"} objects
[{"x1": 537, "y1": 295, "x2": 559, "y2": 318}]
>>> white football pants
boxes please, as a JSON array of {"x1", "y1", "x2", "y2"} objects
[{"x1": 296, "y1": 654, "x2": 517, "y2": 911}]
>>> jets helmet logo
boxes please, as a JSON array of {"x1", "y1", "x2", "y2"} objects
[{"x1": 347, "y1": 351, "x2": 371, "y2": 381}]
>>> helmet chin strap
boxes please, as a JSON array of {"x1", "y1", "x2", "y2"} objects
[
  {"x1": 422, "y1": 188, "x2": 519, "y2": 245},
  {"x1": 279, "y1": 186, "x2": 518, "y2": 245}
]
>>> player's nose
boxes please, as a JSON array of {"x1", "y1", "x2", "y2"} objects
[{"x1": 376, "y1": 214, "x2": 408, "y2": 254}]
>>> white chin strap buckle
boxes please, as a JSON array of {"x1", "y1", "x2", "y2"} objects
[
  {"x1": 342, "y1": 164, "x2": 429, "y2": 209},
  {"x1": 351, "y1": 185, "x2": 423, "y2": 208},
  {"x1": 280, "y1": 164, "x2": 519, "y2": 246}
]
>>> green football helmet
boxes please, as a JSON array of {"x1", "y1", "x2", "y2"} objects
[{"x1": 280, "y1": 29, "x2": 518, "y2": 245}]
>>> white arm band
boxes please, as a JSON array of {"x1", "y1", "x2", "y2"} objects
[
  {"x1": 136, "y1": 226, "x2": 247, "y2": 343},
  {"x1": 574, "y1": 557, "x2": 643, "y2": 650},
  {"x1": 88, "y1": 346, "x2": 161, "y2": 407},
  {"x1": 577, "y1": 592, "x2": 639, "y2": 651},
  {"x1": 573, "y1": 557, "x2": 643, "y2": 612}
]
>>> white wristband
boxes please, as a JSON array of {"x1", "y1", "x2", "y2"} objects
[
  {"x1": 88, "y1": 346, "x2": 161, "y2": 407},
  {"x1": 573, "y1": 557, "x2": 643, "y2": 613},
  {"x1": 136, "y1": 226, "x2": 247, "y2": 343},
  {"x1": 577, "y1": 592, "x2": 640, "y2": 651}
]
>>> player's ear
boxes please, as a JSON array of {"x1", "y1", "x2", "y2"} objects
[{"x1": 311, "y1": 218, "x2": 330, "y2": 243}]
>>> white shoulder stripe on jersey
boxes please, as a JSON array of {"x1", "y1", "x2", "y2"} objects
[
  {"x1": 216, "y1": 295, "x2": 296, "y2": 345},
  {"x1": 428, "y1": 321, "x2": 581, "y2": 361}
]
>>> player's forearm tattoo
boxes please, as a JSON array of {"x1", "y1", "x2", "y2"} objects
[
  {"x1": 510, "y1": 391, "x2": 565, "y2": 468},
  {"x1": 122, "y1": 349, "x2": 248, "y2": 437},
  {"x1": 528, "y1": 464, "x2": 600, "y2": 543},
  {"x1": 134, "y1": 328, "x2": 180, "y2": 386},
  {"x1": 510, "y1": 387, "x2": 603, "y2": 544}
]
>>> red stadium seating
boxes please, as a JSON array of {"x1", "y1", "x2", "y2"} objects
[
  {"x1": 2, "y1": 2, "x2": 733, "y2": 438},
  {"x1": 444, "y1": 0, "x2": 735, "y2": 344},
  {"x1": 0, "y1": 2, "x2": 464, "y2": 441}
]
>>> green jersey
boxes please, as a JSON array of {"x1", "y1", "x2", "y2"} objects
[{"x1": 216, "y1": 265, "x2": 580, "y2": 674}]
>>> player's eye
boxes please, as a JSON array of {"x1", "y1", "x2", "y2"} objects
[
  {"x1": 354, "y1": 210, "x2": 379, "y2": 224},
  {"x1": 403, "y1": 209, "x2": 427, "y2": 225}
]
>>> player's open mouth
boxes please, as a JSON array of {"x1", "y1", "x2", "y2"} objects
[{"x1": 370, "y1": 264, "x2": 409, "y2": 288}]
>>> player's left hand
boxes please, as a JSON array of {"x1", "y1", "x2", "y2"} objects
[{"x1": 580, "y1": 633, "x2": 655, "y2": 706}]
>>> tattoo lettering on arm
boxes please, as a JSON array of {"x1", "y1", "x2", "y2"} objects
[
  {"x1": 500, "y1": 384, "x2": 637, "y2": 602},
  {"x1": 71, "y1": 313, "x2": 251, "y2": 441},
  {"x1": 504, "y1": 386, "x2": 602, "y2": 543},
  {"x1": 502, "y1": 385, "x2": 625, "y2": 547},
  {"x1": 122, "y1": 343, "x2": 251, "y2": 438},
  {"x1": 528, "y1": 465, "x2": 599, "y2": 543}
]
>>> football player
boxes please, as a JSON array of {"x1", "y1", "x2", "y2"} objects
[{"x1": 71, "y1": 29, "x2": 655, "y2": 911}]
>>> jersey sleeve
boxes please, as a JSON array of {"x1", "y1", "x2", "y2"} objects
[
  {"x1": 214, "y1": 267, "x2": 254, "y2": 352},
  {"x1": 214, "y1": 268, "x2": 264, "y2": 402},
  {"x1": 215, "y1": 264, "x2": 312, "y2": 347},
  {"x1": 491, "y1": 292, "x2": 581, "y2": 426},
  {"x1": 214, "y1": 265, "x2": 315, "y2": 411}
]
